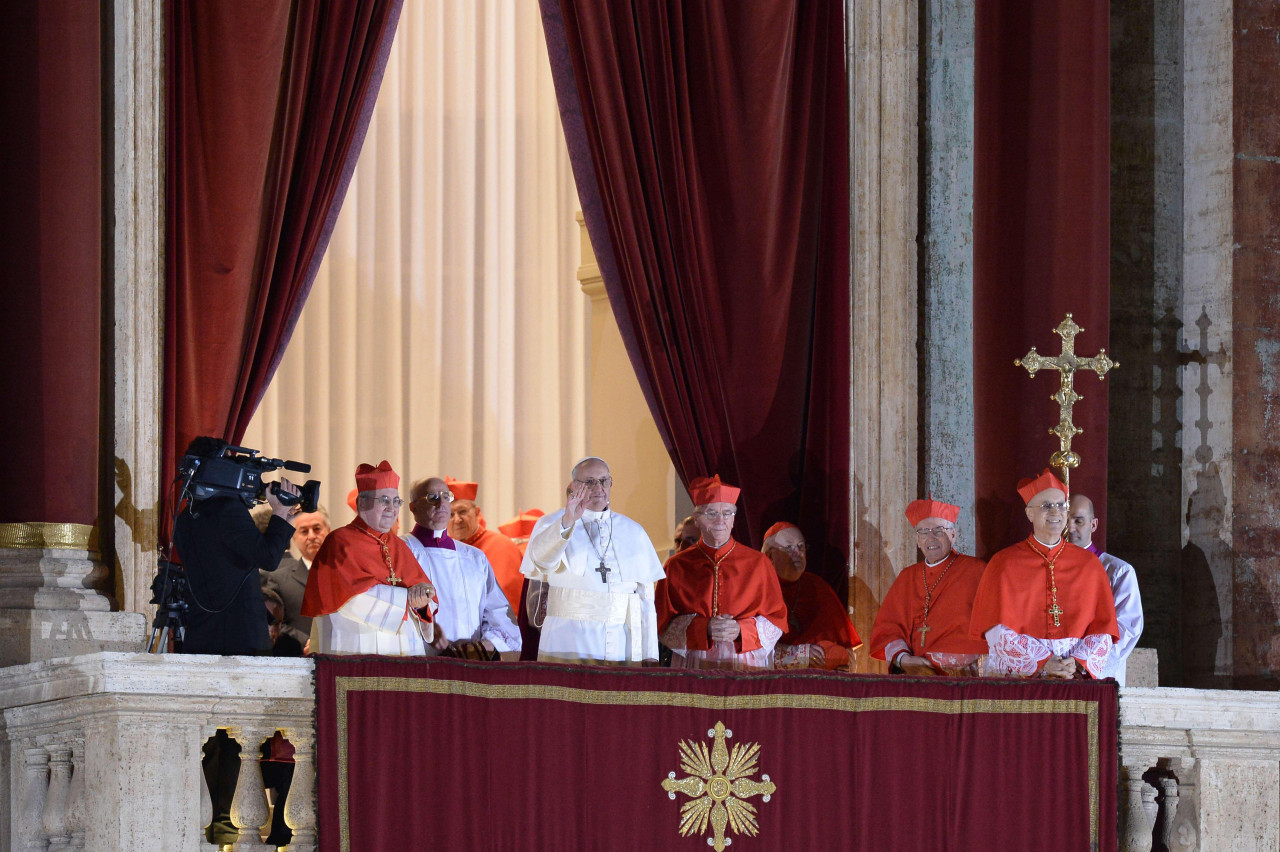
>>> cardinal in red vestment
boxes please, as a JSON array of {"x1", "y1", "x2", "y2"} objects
[
  {"x1": 444, "y1": 477, "x2": 525, "y2": 613},
  {"x1": 656, "y1": 475, "x2": 788, "y2": 670},
  {"x1": 762, "y1": 522, "x2": 860, "y2": 670},
  {"x1": 969, "y1": 469, "x2": 1119, "y2": 679},
  {"x1": 869, "y1": 497, "x2": 988, "y2": 676},
  {"x1": 302, "y1": 461, "x2": 443, "y2": 655}
]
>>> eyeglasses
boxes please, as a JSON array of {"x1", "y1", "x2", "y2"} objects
[
  {"x1": 574, "y1": 476, "x2": 613, "y2": 489},
  {"x1": 914, "y1": 526, "x2": 954, "y2": 538},
  {"x1": 699, "y1": 509, "x2": 736, "y2": 520},
  {"x1": 1030, "y1": 502, "x2": 1069, "y2": 513},
  {"x1": 774, "y1": 541, "x2": 806, "y2": 552},
  {"x1": 365, "y1": 496, "x2": 404, "y2": 509},
  {"x1": 420, "y1": 491, "x2": 454, "y2": 505}
]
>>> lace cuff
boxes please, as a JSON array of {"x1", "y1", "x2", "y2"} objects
[
  {"x1": 661, "y1": 614, "x2": 696, "y2": 650},
  {"x1": 985, "y1": 625, "x2": 1052, "y2": 677},
  {"x1": 1069, "y1": 633, "x2": 1114, "y2": 679}
]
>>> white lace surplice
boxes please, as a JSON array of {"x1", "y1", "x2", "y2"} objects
[{"x1": 984, "y1": 624, "x2": 1113, "y2": 678}]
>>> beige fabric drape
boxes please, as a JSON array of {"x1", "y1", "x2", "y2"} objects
[{"x1": 243, "y1": 0, "x2": 585, "y2": 529}]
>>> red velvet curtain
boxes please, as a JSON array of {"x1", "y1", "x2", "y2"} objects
[
  {"x1": 973, "y1": 2, "x2": 1111, "y2": 558},
  {"x1": 316, "y1": 656, "x2": 1119, "y2": 852},
  {"x1": 162, "y1": 0, "x2": 401, "y2": 544},
  {"x1": 540, "y1": 1, "x2": 850, "y2": 589}
]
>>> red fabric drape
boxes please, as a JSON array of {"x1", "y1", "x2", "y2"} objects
[
  {"x1": 316, "y1": 656, "x2": 1119, "y2": 852},
  {"x1": 973, "y1": 2, "x2": 1111, "y2": 558},
  {"x1": 540, "y1": 1, "x2": 851, "y2": 592},
  {"x1": 161, "y1": 0, "x2": 401, "y2": 544}
]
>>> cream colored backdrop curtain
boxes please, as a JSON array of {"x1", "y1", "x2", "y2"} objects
[{"x1": 243, "y1": 0, "x2": 585, "y2": 529}]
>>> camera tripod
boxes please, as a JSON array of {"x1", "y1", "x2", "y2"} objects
[{"x1": 145, "y1": 557, "x2": 189, "y2": 653}]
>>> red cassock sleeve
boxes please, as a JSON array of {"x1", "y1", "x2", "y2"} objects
[
  {"x1": 969, "y1": 540, "x2": 1118, "y2": 642},
  {"x1": 300, "y1": 522, "x2": 430, "y2": 617},
  {"x1": 657, "y1": 542, "x2": 789, "y2": 653}
]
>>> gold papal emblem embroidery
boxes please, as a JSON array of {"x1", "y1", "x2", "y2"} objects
[{"x1": 661, "y1": 721, "x2": 776, "y2": 850}]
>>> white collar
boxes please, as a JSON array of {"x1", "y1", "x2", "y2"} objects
[
  {"x1": 925, "y1": 551, "x2": 954, "y2": 568},
  {"x1": 582, "y1": 507, "x2": 611, "y2": 522}
]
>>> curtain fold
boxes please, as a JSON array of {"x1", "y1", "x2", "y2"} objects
[
  {"x1": 540, "y1": 0, "x2": 851, "y2": 589},
  {"x1": 241, "y1": 1, "x2": 586, "y2": 531},
  {"x1": 972, "y1": 2, "x2": 1111, "y2": 558},
  {"x1": 162, "y1": 0, "x2": 402, "y2": 544}
]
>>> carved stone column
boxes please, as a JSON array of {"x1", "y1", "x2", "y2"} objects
[
  {"x1": 846, "y1": 0, "x2": 919, "y2": 673},
  {"x1": 1120, "y1": 761, "x2": 1158, "y2": 852},
  {"x1": 283, "y1": 731, "x2": 318, "y2": 852},
  {"x1": 19, "y1": 746, "x2": 50, "y2": 852},
  {"x1": 40, "y1": 743, "x2": 72, "y2": 852},
  {"x1": 65, "y1": 739, "x2": 86, "y2": 851},
  {"x1": 227, "y1": 727, "x2": 273, "y2": 851},
  {"x1": 110, "y1": 0, "x2": 166, "y2": 619}
]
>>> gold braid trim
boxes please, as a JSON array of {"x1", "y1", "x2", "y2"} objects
[{"x1": 0, "y1": 522, "x2": 97, "y2": 551}]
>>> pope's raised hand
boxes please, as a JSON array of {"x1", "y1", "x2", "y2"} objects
[{"x1": 562, "y1": 479, "x2": 590, "y2": 528}]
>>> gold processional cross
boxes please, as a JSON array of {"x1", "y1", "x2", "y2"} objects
[{"x1": 1014, "y1": 314, "x2": 1119, "y2": 491}]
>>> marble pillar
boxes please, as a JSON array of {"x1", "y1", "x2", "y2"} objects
[
  {"x1": 847, "y1": 0, "x2": 919, "y2": 673},
  {"x1": 0, "y1": 0, "x2": 147, "y2": 666},
  {"x1": 919, "y1": 0, "x2": 976, "y2": 556}
]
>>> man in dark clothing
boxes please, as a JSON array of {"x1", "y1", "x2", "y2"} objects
[{"x1": 175, "y1": 485, "x2": 297, "y2": 654}]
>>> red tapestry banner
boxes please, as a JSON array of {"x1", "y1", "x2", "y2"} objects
[{"x1": 315, "y1": 657, "x2": 1118, "y2": 852}]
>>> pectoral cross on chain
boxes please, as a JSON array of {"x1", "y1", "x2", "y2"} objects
[
  {"x1": 917, "y1": 623, "x2": 931, "y2": 648},
  {"x1": 1048, "y1": 601, "x2": 1063, "y2": 627},
  {"x1": 595, "y1": 561, "x2": 610, "y2": 583}
]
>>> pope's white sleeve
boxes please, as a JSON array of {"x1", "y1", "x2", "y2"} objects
[
  {"x1": 527, "y1": 520, "x2": 572, "y2": 575},
  {"x1": 638, "y1": 581, "x2": 658, "y2": 660},
  {"x1": 336, "y1": 584, "x2": 412, "y2": 632}
]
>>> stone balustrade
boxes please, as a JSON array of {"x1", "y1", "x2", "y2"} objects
[
  {"x1": 0, "y1": 652, "x2": 314, "y2": 851},
  {"x1": 1120, "y1": 686, "x2": 1280, "y2": 852},
  {"x1": 3, "y1": 653, "x2": 1279, "y2": 851}
]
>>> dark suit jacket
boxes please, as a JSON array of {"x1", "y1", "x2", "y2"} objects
[
  {"x1": 174, "y1": 496, "x2": 294, "y2": 655},
  {"x1": 262, "y1": 554, "x2": 311, "y2": 652}
]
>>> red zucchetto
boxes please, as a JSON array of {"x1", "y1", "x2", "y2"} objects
[
  {"x1": 355, "y1": 460, "x2": 399, "y2": 493},
  {"x1": 1016, "y1": 468, "x2": 1068, "y2": 504},
  {"x1": 689, "y1": 475, "x2": 740, "y2": 506},
  {"x1": 904, "y1": 496, "x2": 960, "y2": 527},
  {"x1": 763, "y1": 521, "x2": 798, "y2": 542}
]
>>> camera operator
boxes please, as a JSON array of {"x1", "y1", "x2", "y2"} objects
[{"x1": 173, "y1": 437, "x2": 301, "y2": 655}]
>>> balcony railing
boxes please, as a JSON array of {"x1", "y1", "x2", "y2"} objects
[{"x1": 3, "y1": 652, "x2": 1278, "y2": 851}]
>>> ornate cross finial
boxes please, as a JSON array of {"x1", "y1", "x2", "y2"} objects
[{"x1": 1014, "y1": 314, "x2": 1119, "y2": 489}]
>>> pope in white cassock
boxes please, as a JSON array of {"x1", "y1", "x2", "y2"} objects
[
  {"x1": 403, "y1": 476, "x2": 521, "y2": 657},
  {"x1": 520, "y1": 457, "x2": 665, "y2": 665},
  {"x1": 1067, "y1": 493, "x2": 1145, "y2": 686}
]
